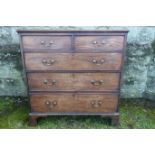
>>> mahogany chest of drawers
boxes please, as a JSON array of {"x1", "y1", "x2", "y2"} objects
[{"x1": 17, "y1": 30, "x2": 128, "y2": 126}]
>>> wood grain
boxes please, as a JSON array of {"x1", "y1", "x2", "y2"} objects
[
  {"x1": 17, "y1": 30, "x2": 129, "y2": 33},
  {"x1": 25, "y1": 53, "x2": 122, "y2": 71},
  {"x1": 22, "y1": 36, "x2": 72, "y2": 51},
  {"x1": 30, "y1": 93, "x2": 118, "y2": 112},
  {"x1": 75, "y1": 36, "x2": 124, "y2": 51},
  {"x1": 17, "y1": 30, "x2": 128, "y2": 126},
  {"x1": 28, "y1": 73, "x2": 120, "y2": 91}
]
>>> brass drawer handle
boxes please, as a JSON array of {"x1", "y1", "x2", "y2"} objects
[
  {"x1": 92, "y1": 40, "x2": 98, "y2": 44},
  {"x1": 92, "y1": 40, "x2": 98, "y2": 47},
  {"x1": 40, "y1": 40, "x2": 55, "y2": 47},
  {"x1": 90, "y1": 80, "x2": 104, "y2": 86},
  {"x1": 42, "y1": 59, "x2": 55, "y2": 66},
  {"x1": 92, "y1": 40, "x2": 106, "y2": 46},
  {"x1": 45, "y1": 100, "x2": 57, "y2": 109},
  {"x1": 92, "y1": 59, "x2": 105, "y2": 65},
  {"x1": 43, "y1": 79, "x2": 57, "y2": 86},
  {"x1": 90, "y1": 100, "x2": 103, "y2": 108}
]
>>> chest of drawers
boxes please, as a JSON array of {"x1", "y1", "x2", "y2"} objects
[{"x1": 17, "y1": 30, "x2": 128, "y2": 126}]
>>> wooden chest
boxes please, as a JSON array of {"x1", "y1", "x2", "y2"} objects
[{"x1": 17, "y1": 30, "x2": 128, "y2": 126}]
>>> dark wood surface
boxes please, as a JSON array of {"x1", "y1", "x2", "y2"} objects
[
  {"x1": 17, "y1": 29, "x2": 129, "y2": 33},
  {"x1": 22, "y1": 35, "x2": 124, "y2": 52},
  {"x1": 22, "y1": 36, "x2": 72, "y2": 51},
  {"x1": 28, "y1": 72, "x2": 120, "y2": 91},
  {"x1": 75, "y1": 36, "x2": 124, "y2": 51},
  {"x1": 30, "y1": 93, "x2": 118, "y2": 113},
  {"x1": 24, "y1": 53, "x2": 122, "y2": 71},
  {"x1": 17, "y1": 30, "x2": 128, "y2": 126}
]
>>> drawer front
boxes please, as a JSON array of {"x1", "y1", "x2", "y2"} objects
[
  {"x1": 30, "y1": 93, "x2": 118, "y2": 112},
  {"x1": 25, "y1": 53, "x2": 122, "y2": 71},
  {"x1": 28, "y1": 73, "x2": 120, "y2": 91},
  {"x1": 22, "y1": 36, "x2": 72, "y2": 51},
  {"x1": 75, "y1": 36, "x2": 124, "y2": 51}
]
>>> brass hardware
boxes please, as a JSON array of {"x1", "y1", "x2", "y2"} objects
[
  {"x1": 45, "y1": 100, "x2": 57, "y2": 109},
  {"x1": 43, "y1": 79, "x2": 48, "y2": 84},
  {"x1": 91, "y1": 80, "x2": 95, "y2": 83},
  {"x1": 92, "y1": 59, "x2": 105, "y2": 65},
  {"x1": 92, "y1": 40, "x2": 106, "y2": 46},
  {"x1": 90, "y1": 80, "x2": 104, "y2": 86},
  {"x1": 45, "y1": 100, "x2": 50, "y2": 105},
  {"x1": 42, "y1": 59, "x2": 46, "y2": 63},
  {"x1": 40, "y1": 41, "x2": 45, "y2": 44},
  {"x1": 43, "y1": 79, "x2": 57, "y2": 86},
  {"x1": 92, "y1": 41, "x2": 97, "y2": 44},
  {"x1": 99, "y1": 80, "x2": 104, "y2": 84},
  {"x1": 40, "y1": 40, "x2": 55, "y2": 47},
  {"x1": 90, "y1": 100, "x2": 103, "y2": 108},
  {"x1": 42, "y1": 59, "x2": 55, "y2": 66},
  {"x1": 50, "y1": 41, "x2": 54, "y2": 44},
  {"x1": 52, "y1": 100, "x2": 57, "y2": 105},
  {"x1": 92, "y1": 59, "x2": 97, "y2": 63}
]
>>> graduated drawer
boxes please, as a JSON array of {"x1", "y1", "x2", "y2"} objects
[
  {"x1": 30, "y1": 93, "x2": 118, "y2": 112},
  {"x1": 22, "y1": 36, "x2": 72, "y2": 51},
  {"x1": 27, "y1": 73, "x2": 120, "y2": 91},
  {"x1": 25, "y1": 53, "x2": 122, "y2": 71},
  {"x1": 75, "y1": 36, "x2": 124, "y2": 52}
]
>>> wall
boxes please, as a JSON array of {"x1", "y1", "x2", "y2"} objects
[{"x1": 0, "y1": 26, "x2": 155, "y2": 100}]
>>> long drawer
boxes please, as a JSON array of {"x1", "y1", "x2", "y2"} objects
[
  {"x1": 25, "y1": 53, "x2": 122, "y2": 71},
  {"x1": 28, "y1": 73, "x2": 120, "y2": 91},
  {"x1": 30, "y1": 93, "x2": 118, "y2": 112}
]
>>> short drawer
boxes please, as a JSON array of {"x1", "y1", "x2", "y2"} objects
[
  {"x1": 28, "y1": 73, "x2": 120, "y2": 92},
  {"x1": 30, "y1": 93, "x2": 118, "y2": 112},
  {"x1": 22, "y1": 36, "x2": 72, "y2": 51},
  {"x1": 25, "y1": 53, "x2": 122, "y2": 71},
  {"x1": 75, "y1": 36, "x2": 124, "y2": 52}
]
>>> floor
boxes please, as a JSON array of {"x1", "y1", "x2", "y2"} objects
[{"x1": 0, "y1": 97, "x2": 155, "y2": 129}]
